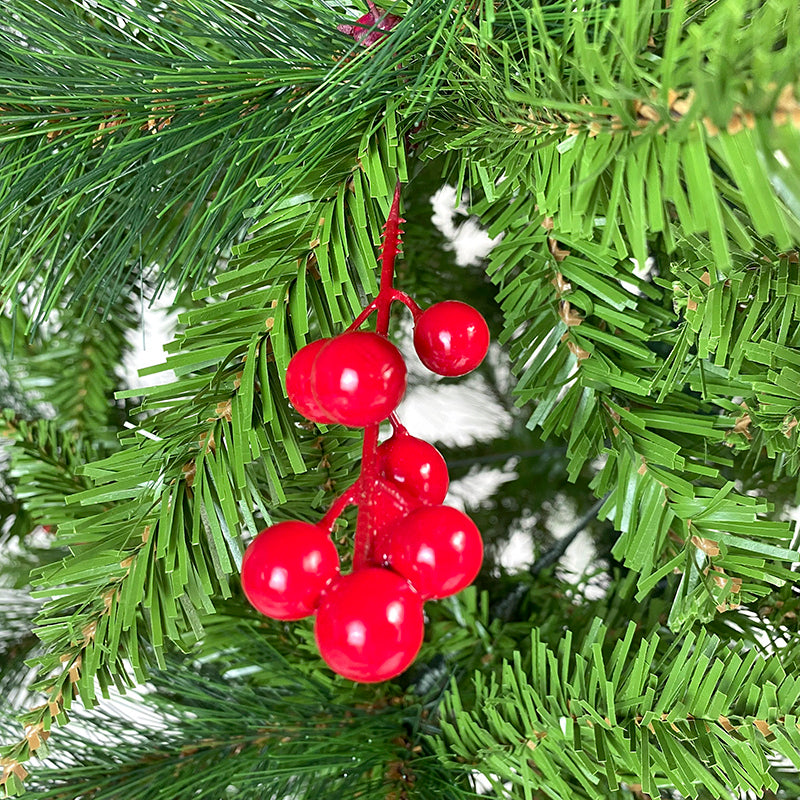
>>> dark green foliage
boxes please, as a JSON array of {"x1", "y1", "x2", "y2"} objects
[
  {"x1": 0, "y1": 591, "x2": 41, "y2": 712},
  {"x1": 2, "y1": 0, "x2": 800, "y2": 798},
  {"x1": 6, "y1": 622, "x2": 467, "y2": 800}
]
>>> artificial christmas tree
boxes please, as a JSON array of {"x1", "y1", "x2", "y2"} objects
[
  {"x1": 2, "y1": 0, "x2": 800, "y2": 798},
  {"x1": 242, "y1": 189, "x2": 488, "y2": 681}
]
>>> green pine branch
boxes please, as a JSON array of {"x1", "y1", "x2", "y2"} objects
[
  {"x1": 0, "y1": 0, "x2": 465, "y2": 323},
  {"x1": 0, "y1": 591, "x2": 41, "y2": 713},
  {"x1": 436, "y1": 619, "x2": 800, "y2": 799},
  {"x1": 430, "y1": 0, "x2": 800, "y2": 259},
  {"x1": 478, "y1": 200, "x2": 799, "y2": 622},
  {"x1": 0, "y1": 415, "x2": 104, "y2": 528},
  {"x1": 406, "y1": 0, "x2": 800, "y2": 624},
  {"x1": 0, "y1": 166, "x2": 397, "y2": 778},
  {"x1": 2, "y1": 0, "x2": 800, "y2": 795},
  {"x1": 15, "y1": 629, "x2": 468, "y2": 800}
]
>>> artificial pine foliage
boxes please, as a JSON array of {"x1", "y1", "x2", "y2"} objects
[{"x1": 2, "y1": 0, "x2": 800, "y2": 797}]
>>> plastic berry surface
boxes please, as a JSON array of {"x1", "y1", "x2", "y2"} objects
[
  {"x1": 241, "y1": 521, "x2": 340, "y2": 620},
  {"x1": 377, "y1": 430, "x2": 449, "y2": 505},
  {"x1": 311, "y1": 331, "x2": 407, "y2": 427},
  {"x1": 371, "y1": 478, "x2": 421, "y2": 538},
  {"x1": 381, "y1": 505, "x2": 483, "y2": 600},
  {"x1": 314, "y1": 568, "x2": 425, "y2": 682},
  {"x1": 286, "y1": 339, "x2": 337, "y2": 424},
  {"x1": 413, "y1": 300, "x2": 490, "y2": 377}
]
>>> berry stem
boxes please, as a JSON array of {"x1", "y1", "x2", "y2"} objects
[
  {"x1": 376, "y1": 181, "x2": 403, "y2": 331},
  {"x1": 353, "y1": 182, "x2": 403, "y2": 570},
  {"x1": 353, "y1": 475, "x2": 377, "y2": 568},
  {"x1": 388, "y1": 412, "x2": 406, "y2": 434},
  {"x1": 319, "y1": 487, "x2": 358, "y2": 532},
  {"x1": 389, "y1": 289, "x2": 422, "y2": 319},
  {"x1": 344, "y1": 298, "x2": 379, "y2": 332},
  {"x1": 343, "y1": 290, "x2": 420, "y2": 335}
]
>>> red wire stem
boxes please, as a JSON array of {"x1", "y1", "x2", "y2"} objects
[
  {"x1": 319, "y1": 487, "x2": 358, "y2": 532},
  {"x1": 388, "y1": 412, "x2": 406, "y2": 434},
  {"x1": 352, "y1": 182, "x2": 403, "y2": 570},
  {"x1": 344, "y1": 299, "x2": 380, "y2": 333},
  {"x1": 389, "y1": 289, "x2": 422, "y2": 319},
  {"x1": 343, "y1": 290, "x2": 421, "y2": 334}
]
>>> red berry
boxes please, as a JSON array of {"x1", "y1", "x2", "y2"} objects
[
  {"x1": 241, "y1": 521, "x2": 339, "y2": 620},
  {"x1": 380, "y1": 505, "x2": 483, "y2": 600},
  {"x1": 286, "y1": 339, "x2": 337, "y2": 424},
  {"x1": 314, "y1": 568, "x2": 424, "y2": 682},
  {"x1": 377, "y1": 431, "x2": 449, "y2": 505},
  {"x1": 413, "y1": 301, "x2": 489, "y2": 377},
  {"x1": 311, "y1": 331, "x2": 407, "y2": 427}
]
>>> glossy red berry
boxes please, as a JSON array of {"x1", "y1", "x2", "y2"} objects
[
  {"x1": 413, "y1": 300, "x2": 489, "y2": 377},
  {"x1": 314, "y1": 568, "x2": 424, "y2": 682},
  {"x1": 377, "y1": 430, "x2": 449, "y2": 505},
  {"x1": 286, "y1": 339, "x2": 337, "y2": 424},
  {"x1": 311, "y1": 331, "x2": 407, "y2": 427},
  {"x1": 241, "y1": 521, "x2": 339, "y2": 620},
  {"x1": 380, "y1": 505, "x2": 483, "y2": 600}
]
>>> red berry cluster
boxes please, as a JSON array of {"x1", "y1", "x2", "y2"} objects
[{"x1": 240, "y1": 184, "x2": 490, "y2": 683}]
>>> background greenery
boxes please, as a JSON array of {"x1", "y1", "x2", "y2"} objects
[{"x1": 2, "y1": 0, "x2": 800, "y2": 797}]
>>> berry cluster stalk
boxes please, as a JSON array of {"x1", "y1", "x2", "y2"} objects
[
  {"x1": 354, "y1": 182, "x2": 403, "y2": 570},
  {"x1": 316, "y1": 183, "x2": 420, "y2": 567}
]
